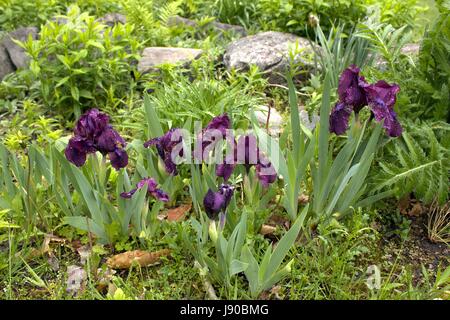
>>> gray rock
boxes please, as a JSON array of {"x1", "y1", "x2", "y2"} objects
[
  {"x1": 0, "y1": 44, "x2": 15, "y2": 80},
  {"x1": 168, "y1": 16, "x2": 198, "y2": 28},
  {"x1": 212, "y1": 21, "x2": 246, "y2": 36},
  {"x1": 1, "y1": 27, "x2": 38, "y2": 70},
  {"x1": 137, "y1": 47, "x2": 203, "y2": 73},
  {"x1": 298, "y1": 109, "x2": 319, "y2": 131},
  {"x1": 50, "y1": 16, "x2": 68, "y2": 25},
  {"x1": 96, "y1": 13, "x2": 127, "y2": 27},
  {"x1": 254, "y1": 105, "x2": 283, "y2": 136},
  {"x1": 400, "y1": 43, "x2": 420, "y2": 55},
  {"x1": 374, "y1": 43, "x2": 421, "y2": 71},
  {"x1": 254, "y1": 105, "x2": 320, "y2": 136},
  {"x1": 168, "y1": 15, "x2": 246, "y2": 37},
  {"x1": 223, "y1": 31, "x2": 316, "y2": 84}
]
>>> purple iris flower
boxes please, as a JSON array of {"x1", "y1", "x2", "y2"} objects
[
  {"x1": 144, "y1": 128, "x2": 183, "y2": 175},
  {"x1": 205, "y1": 113, "x2": 231, "y2": 136},
  {"x1": 256, "y1": 155, "x2": 277, "y2": 188},
  {"x1": 329, "y1": 102, "x2": 353, "y2": 135},
  {"x1": 203, "y1": 184, "x2": 234, "y2": 219},
  {"x1": 215, "y1": 134, "x2": 277, "y2": 187},
  {"x1": 216, "y1": 154, "x2": 236, "y2": 181},
  {"x1": 64, "y1": 109, "x2": 128, "y2": 169},
  {"x1": 337, "y1": 65, "x2": 368, "y2": 112},
  {"x1": 329, "y1": 66, "x2": 402, "y2": 137},
  {"x1": 194, "y1": 113, "x2": 231, "y2": 162},
  {"x1": 364, "y1": 81, "x2": 402, "y2": 137},
  {"x1": 120, "y1": 177, "x2": 169, "y2": 202}
]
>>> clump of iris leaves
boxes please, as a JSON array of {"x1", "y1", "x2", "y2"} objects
[{"x1": 0, "y1": 0, "x2": 449, "y2": 300}]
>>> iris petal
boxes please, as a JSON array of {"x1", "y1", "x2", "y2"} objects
[
  {"x1": 144, "y1": 129, "x2": 182, "y2": 175},
  {"x1": 329, "y1": 102, "x2": 352, "y2": 135},
  {"x1": 338, "y1": 65, "x2": 368, "y2": 112},
  {"x1": 64, "y1": 136, "x2": 93, "y2": 167},
  {"x1": 203, "y1": 184, "x2": 234, "y2": 219},
  {"x1": 120, "y1": 177, "x2": 169, "y2": 202},
  {"x1": 256, "y1": 156, "x2": 277, "y2": 187},
  {"x1": 109, "y1": 148, "x2": 128, "y2": 170}
]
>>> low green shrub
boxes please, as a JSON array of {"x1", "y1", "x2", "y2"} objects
[{"x1": 17, "y1": 5, "x2": 141, "y2": 116}]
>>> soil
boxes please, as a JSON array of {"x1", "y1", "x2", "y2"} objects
[{"x1": 381, "y1": 213, "x2": 449, "y2": 285}]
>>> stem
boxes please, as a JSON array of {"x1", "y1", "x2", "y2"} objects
[
  {"x1": 26, "y1": 150, "x2": 32, "y2": 233},
  {"x1": 194, "y1": 261, "x2": 218, "y2": 300}
]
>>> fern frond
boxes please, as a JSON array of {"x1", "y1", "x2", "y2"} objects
[
  {"x1": 374, "y1": 128, "x2": 449, "y2": 204},
  {"x1": 157, "y1": 0, "x2": 181, "y2": 26},
  {"x1": 355, "y1": 19, "x2": 412, "y2": 71}
]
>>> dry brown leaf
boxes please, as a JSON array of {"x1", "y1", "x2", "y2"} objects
[
  {"x1": 298, "y1": 194, "x2": 309, "y2": 204},
  {"x1": 29, "y1": 234, "x2": 66, "y2": 259},
  {"x1": 268, "y1": 214, "x2": 290, "y2": 230},
  {"x1": 167, "y1": 203, "x2": 192, "y2": 222},
  {"x1": 96, "y1": 267, "x2": 116, "y2": 292},
  {"x1": 260, "y1": 224, "x2": 276, "y2": 235},
  {"x1": 398, "y1": 195, "x2": 410, "y2": 215},
  {"x1": 106, "y1": 249, "x2": 171, "y2": 269},
  {"x1": 270, "y1": 285, "x2": 283, "y2": 300},
  {"x1": 408, "y1": 202, "x2": 423, "y2": 216}
]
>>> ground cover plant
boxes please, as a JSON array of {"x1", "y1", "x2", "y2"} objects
[{"x1": 0, "y1": 0, "x2": 449, "y2": 301}]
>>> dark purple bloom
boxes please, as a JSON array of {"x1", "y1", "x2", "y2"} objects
[
  {"x1": 203, "y1": 184, "x2": 234, "y2": 219},
  {"x1": 329, "y1": 102, "x2": 353, "y2": 135},
  {"x1": 364, "y1": 80, "x2": 400, "y2": 110},
  {"x1": 109, "y1": 148, "x2": 129, "y2": 170},
  {"x1": 215, "y1": 138, "x2": 238, "y2": 181},
  {"x1": 256, "y1": 156, "x2": 277, "y2": 188},
  {"x1": 215, "y1": 134, "x2": 277, "y2": 187},
  {"x1": 64, "y1": 136, "x2": 94, "y2": 167},
  {"x1": 338, "y1": 65, "x2": 368, "y2": 113},
  {"x1": 144, "y1": 128, "x2": 183, "y2": 175},
  {"x1": 120, "y1": 177, "x2": 169, "y2": 202},
  {"x1": 194, "y1": 113, "x2": 231, "y2": 162},
  {"x1": 216, "y1": 163, "x2": 236, "y2": 181},
  {"x1": 236, "y1": 134, "x2": 259, "y2": 171},
  {"x1": 330, "y1": 66, "x2": 402, "y2": 137},
  {"x1": 364, "y1": 81, "x2": 402, "y2": 137},
  {"x1": 65, "y1": 109, "x2": 128, "y2": 169},
  {"x1": 74, "y1": 108, "x2": 110, "y2": 140},
  {"x1": 96, "y1": 126, "x2": 126, "y2": 154},
  {"x1": 205, "y1": 113, "x2": 231, "y2": 136}
]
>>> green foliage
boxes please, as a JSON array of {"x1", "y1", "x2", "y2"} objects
[
  {"x1": 359, "y1": 2, "x2": 449, "y2": 122},
  {"x1": 188, "y1": 212, "x2": 248, "y2": 293},
  {"x1": 213, "y1": 0, "x2": 256, "y2": 27},
  {"x1": 256, "y1": 0, "x2": 367, "y2": 35},
  {"x1": 0, "y1": 143, "x2": 54, "y2": 232},
  {"x1": 0, "y1": 0, "x2": 120, "y2": 31},
  {"x1": 1, "y1": 100, "x2": 63, "y2": 152},
  {"x1": 253, "y1": 73, "x2": 386, "y2": 223},
  {"x1": 416, "y1": 1, "x2": 450, "y2": 121},
  {"x1": 0, "y1": 209, "x2": 18, "y2": 229},
  {"x1": 120, "y1": 0, "x2": 182, "y2": 45},
  {"x1": 251, "y1": 75, "x2": 315, "y2": 221},
  {"x1": 356, "y1": 19, "x2": 412, "y2": 72},
  {"x1": 365, "y1": 0, "x2": 427, "y2": 29},
  {"x1": 313, "y1": 24, "x2": 374, "y2": 89},
  {"x1": 240, "y1": 207, "x2": 307, "y2": 298},
  {"x1": 188, "y1": 0, "x2": 425, "y2": 37},
  {"x1": 145, "y1": 76, "x2": 263, "y2": 130},
  {"x1": 0, "y1": 0, "x2": 66, "y2": 31},
  {"x1": 17, "y1": 6, "x2": 141, "y2": 115},
  {"x1": 373, "y1": 122, "x2": 450, "y2": 205}
]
